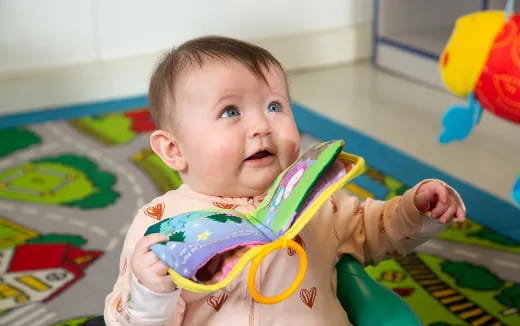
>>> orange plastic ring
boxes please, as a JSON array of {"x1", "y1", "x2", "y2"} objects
[{"x1": 247, "y1": 238, "x2": 308, "y2": 304}]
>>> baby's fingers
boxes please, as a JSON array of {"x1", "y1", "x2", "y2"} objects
[
  {"x1": 151, "y1": 260, "x2": 170, "y2": 276},
  {"x1": 158, "y1": 274, "x2": 178, "y2": 293},
  {"x1": 455, "y1": 206, "x2": 466, "y2": 222},
  {"x1": 152, "y1": 263, "x2": 178, "y2": 293},
  {"x1": 431, "y1": 198, "x2": 450, "y2": 219},
  {"x1": 135, "y1": 233, "x2": 169, "y2": 254},
  {"x1": 438, "y1": 205, "x2": 456, "y2": 224},
  {"x1": 436, "y1": 182, "x2": 449, "y2": 204}
]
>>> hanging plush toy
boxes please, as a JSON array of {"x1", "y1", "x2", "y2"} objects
[{"x1": 439, "y1": 1, "x2": 520, "y2": 205}]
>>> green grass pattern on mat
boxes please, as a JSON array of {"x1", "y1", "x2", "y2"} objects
[
  {"x1": 366, "y1": 258, "x2": 465, "y2": 325},
  {"x1": 0, "y1": 154, "x2": 120, "y2": 208},
  {"x1": 438, "y1": 220, "x2": 520, "y2": 254},
  {"x1": 0, "y1": 216, "x2": 39, "y2": 249},
  {"x1": 71, "y1": 113, "x2": 136, "y2": 145},
  {"x1": 0, "y1": 162, "x2": 94, "y2": 204},
  {"x1": 132, "y1": 147, "x2": 183, "y2": 193},
  {"x1": 0, "y1": 127, "x2": 41, "y2": 158},
  {"x1": 422, "y1": 254, "x2": 520, "y2": 326},
  {"x1": 49, "y1": 316, "x2": 93, "y2": 326},
  {"x1": 35, "y1": 154, "x2": 120, "y2": 209}
]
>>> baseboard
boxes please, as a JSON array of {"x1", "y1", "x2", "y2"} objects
[
  {"x1": 0, "y1": 24, "x2": 371, "y2": 117},
  {"x1": 375, "y1": 42, "x2": 444, "y2": 89},
  {"x1": 256, "y1": 24, "x2": 371, "y2": 71}
]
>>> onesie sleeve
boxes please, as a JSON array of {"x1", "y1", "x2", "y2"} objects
[
  {"x1": 332, "y1": 179, "x2": 465, "y2": 265},
  {"x1": 104, "y1": 200, "x2": 181, "y2": 325}
]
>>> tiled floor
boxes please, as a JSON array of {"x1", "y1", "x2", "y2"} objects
[{"x1": 289, "y1": 62, "x2": 520, "y2": 203}]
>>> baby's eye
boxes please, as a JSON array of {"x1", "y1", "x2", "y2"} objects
[
  {"x1": 267, "y1": 102, "x2": 281, "y2": 113},
  {"x1": 220, "y1": 106, "x2": 241, "y2": 118}
]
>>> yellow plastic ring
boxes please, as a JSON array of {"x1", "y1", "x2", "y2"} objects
[{"x1": 247, "y1": 238, "x2": 308, "y2": 304}]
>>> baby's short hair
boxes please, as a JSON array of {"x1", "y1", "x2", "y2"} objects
[{"x1": 148, "y1": 35, "x2": 286, "y2": 130}]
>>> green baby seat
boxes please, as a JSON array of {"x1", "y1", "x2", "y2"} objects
[{"x1": 337, "y1": 255, "x2": 422, "y2": 325}]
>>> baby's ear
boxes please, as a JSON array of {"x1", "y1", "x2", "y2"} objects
[{"x1": 150, "y1": 130, "x2": 187, "y2": 171}]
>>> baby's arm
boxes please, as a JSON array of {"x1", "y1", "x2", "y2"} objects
[
  {"x1": 333, "y1": 179, "x2": 465, "y2": 265},
  {"x1": 104, "y1": 210, "x2": 181, "y2": 325}
]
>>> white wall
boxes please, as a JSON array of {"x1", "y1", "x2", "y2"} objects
[{"x1": 0, "y1": 0, "x2": 373, "y2": 74}]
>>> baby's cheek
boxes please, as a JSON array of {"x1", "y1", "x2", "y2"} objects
[
  {"x1": 284, "y1": 140, "x2": 301, "y2": 166},
  {"x1": 213, "y1": 143, "x2": 241, "y2": 166},
  {"x1": 216, "y1": 143, "x2": 237, "y2": 155},
  {"x1": 287, "y1": 129, "x2": 301, "y2": 156},
  {"x1": 204, "y1": 144, "x2": 241, "y2": 176}
]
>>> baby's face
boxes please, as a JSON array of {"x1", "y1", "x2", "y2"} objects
[{"x1": 173, "y1": 59, "x2": 300, "y2": 197}]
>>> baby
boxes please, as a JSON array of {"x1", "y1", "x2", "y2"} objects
[{"x1": 104, "y1": 36, "x2": 466, "y2": 326}]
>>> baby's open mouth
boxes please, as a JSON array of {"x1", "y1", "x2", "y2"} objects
[{"x1": 245, "y1": 150, "x2": 273, "y2": 160}]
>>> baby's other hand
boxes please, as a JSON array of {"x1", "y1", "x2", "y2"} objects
[
  {"x1": 414, "y1": 181, "x2": 466, "y2": 224},
  {"x1": 131, "y1": 233, "x2": 177, "y2": 293}
]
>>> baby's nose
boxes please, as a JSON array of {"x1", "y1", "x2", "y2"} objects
[{"x1": 248, "y1": 117, "x2": 271, "y2": 138}]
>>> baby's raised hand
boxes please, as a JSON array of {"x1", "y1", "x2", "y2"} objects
[
  {"x1": 131, "y1": 233, "x2": 177, "y2": 293},
  {"x1": 414, "y1": 181, "x2": 466, "y2": 224}
]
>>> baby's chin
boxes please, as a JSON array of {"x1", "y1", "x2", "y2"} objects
[
  {"x1": 221, "y1": 178, "x2": 279, "y2": 198},
  {"x1": 188, "y1": 165, "x2": 286, "y2": 198},
  {"x1": 188, "y1": 180, "x2": 272, "y2": 198},
  {"x1": 220, "y1": 182, "x2": 273, "y2": 198}
]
